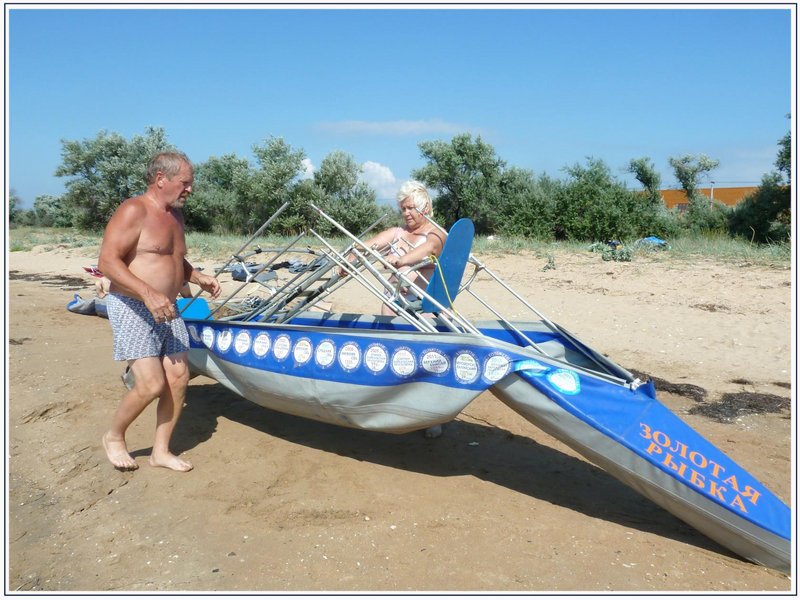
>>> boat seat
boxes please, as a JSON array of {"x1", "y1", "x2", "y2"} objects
[
  {"x1": 418, "y1": 218, "x2": 475, "y2": 313},
  {"x1": 178, "y1": 297, "x2": 212, "y2": 319}
]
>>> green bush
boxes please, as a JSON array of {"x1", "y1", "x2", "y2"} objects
[
  {"x1": 32, "y1": 194, "x2": 74, "y2": 228},
  {"x1": 727, "y1": 173, "x2": 790, "y2": 243},
  {"x1": 556, "y1": 158, "x2": 666, "y2": 241},
  {"x1": 495, "y1": 172, "x2": 559, "y2": 239},
  {"x1": 32, "y1": 126, "x2": 790, "y2": 248}
]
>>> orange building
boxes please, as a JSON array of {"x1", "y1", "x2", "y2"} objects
[{"x1": 660, "y1": 186, "x2": 758, "y2": 211}]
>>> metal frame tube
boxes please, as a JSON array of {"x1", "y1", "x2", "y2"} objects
[{"x1": 179, "y1": 201, "x2": 291, "y2": 315}]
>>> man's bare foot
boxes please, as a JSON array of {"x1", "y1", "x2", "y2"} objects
[
  {"x1": 102, "y1": 432, "x2": 139, "y2": 470},
  {"x1": 149, "y1": 452, "x2": 193, "y2": 472}
]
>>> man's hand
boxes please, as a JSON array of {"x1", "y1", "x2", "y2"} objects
[
  {"x1": 142, "y1": 288, "x2": 178, "y2": 323},
  {"x1": 195, "y1": 273, "x2": 221, "y2": 298}
]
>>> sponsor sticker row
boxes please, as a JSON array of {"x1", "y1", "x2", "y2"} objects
[{"x1": 188, "y1": 325, "x2": 514, "y2": 384}]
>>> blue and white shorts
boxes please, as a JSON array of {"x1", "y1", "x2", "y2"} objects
[{"x1": 106, "y1": 293, "x2": 189, "y2": 361}]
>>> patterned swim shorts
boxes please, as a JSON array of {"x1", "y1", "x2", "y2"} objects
[{"x1": 106, "y1": 293, "x2": 189, "y2": 361}]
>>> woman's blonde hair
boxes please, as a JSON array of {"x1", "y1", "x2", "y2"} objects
[{"x1": 396, "y1": 180, "x2": 433, "y2": 218}]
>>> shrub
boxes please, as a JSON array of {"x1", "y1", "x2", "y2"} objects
[
  {"x1": 556, "y1": 158, "x2": 664, "y2": 241},
  {"x1": 727, "y1": 173, "x2": 791, "y2": 243},
  {"x1": 495, "y1": 171, "x2": 559, "y2": 239}
]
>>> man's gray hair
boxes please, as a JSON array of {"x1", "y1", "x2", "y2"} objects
[
  {"x1": 146, "y1": 151, "x2": 192, "y2": 184},
  {"x1": 396, "y1": 180, "x2": 432, "y2": 218}
]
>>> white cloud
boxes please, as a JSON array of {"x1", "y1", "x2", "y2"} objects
[
  {"x1": 300, "y1": 158, "x2": 315, "y2": 180},
  {"x1": 360, "y1": 161, "x2": 398, "y2": 202},
  {"x1": 317, "y1": 119, "x2": 476, "y2": 136}
]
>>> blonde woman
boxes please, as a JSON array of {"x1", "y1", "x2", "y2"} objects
[{"x1": 344, "y1": 180, "x2": 445, "y2": 316}]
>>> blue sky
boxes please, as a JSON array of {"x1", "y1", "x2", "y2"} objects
[{"x1": 7, "y1": 5, "x2": 793, "y2": 208}]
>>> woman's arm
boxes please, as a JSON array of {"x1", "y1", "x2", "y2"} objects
[{"x1": 386, "y1": 230, "x2": 445, "y2": 268}]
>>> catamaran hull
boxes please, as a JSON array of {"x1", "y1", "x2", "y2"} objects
[
  {"x1": 493, "y1": 372, "x2": 790, "y2": 573},
  {"x1": 184, "y1": 316, "x2": 791, "y2": 573},
  {"x1": 188, "y1": 346, "x2": 483, "y2": 433}
]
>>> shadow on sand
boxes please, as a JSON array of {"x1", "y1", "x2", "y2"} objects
[{"x1": 171, "y1": 379, "x2": 735, "y2": 562}]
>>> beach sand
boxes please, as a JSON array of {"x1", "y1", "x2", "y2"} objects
[{"x1": 7, "y1": 244, "x2": 794, "y2": 593}]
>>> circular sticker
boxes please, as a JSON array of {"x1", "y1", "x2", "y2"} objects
[
  {"x1": 338, "y1": 342, "x2": 361, "y2": 371},
  {"x1": 547, "y1": 369, "x2": 581, "y2": 395},
  {"x1": 315, "y1": 340, "x2": 336, "y2": 368},
  {"x1": 216, "y1": 329, "x2": 233, "y2": 353},
  {"x1": 391, "y1": 347, "x2": 417, "y2": 377},
  {"x1": 201, "y1": 326, "x2": 215, "y2": 349},
  {"x1": 483, "y1": 353, "x2": 510, "y2": 382},
  {"x1": 454, "y1": 351, "x2": 480, "y2": 384},
  {"x1": 364, "y1": 343, "x2": 389, "y2": 374},
  {"x1": 293, "y1": 338, "x2": 313, "y2": 365},
  {"x1": 516, "y1": 359, "x2": 547, "y2": 374},
  {"x1": 187, "y1": 324, "x2": 201, "y2": 343},
  {"x1": 273, "y1": 334, "x2": 291, "y2": 361},
  {"x1": 234, "y1": 330, "x2": 252, "y2": 355},
  {"x1": 253, "y1": 332, "x2": 271, "y2": 357},
  {"x1": 421, "y1": 349, "x2": 450, "y2": 376}
]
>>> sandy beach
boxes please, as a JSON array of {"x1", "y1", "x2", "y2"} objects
[{"x1": 7, "y1": 243, "x2": 794, "y2": 593}]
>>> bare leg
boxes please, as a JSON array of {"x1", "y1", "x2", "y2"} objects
[
  {"x1": 103, "y1": 357, "x2": 165, "y2": 470},
  {"x1": 149, "y1": 352, "x2": 193, "y2": 472}
]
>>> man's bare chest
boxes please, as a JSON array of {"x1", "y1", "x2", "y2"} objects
[{"x1": 137, "y1": 213, "x2": 185, "y2": 256}]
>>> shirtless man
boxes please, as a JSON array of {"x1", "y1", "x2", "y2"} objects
[{"x1": 98, "y1": 151, "x2": 220, "y2": 471}]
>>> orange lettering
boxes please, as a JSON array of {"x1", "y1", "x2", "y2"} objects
[
  {"x1": 689, "y1": 451, "x2": 708, "y2": 469},
  {"x1": 709, "y1": 480, "x2": 727, "y2": 502},
  {"x1": 690, "y1": 470, "x2": 706, "y2": 489},
  {"x1": 708, "y1": 460, "x2": 725, "y2": 479},
  {"x1": 645, "y1": 441, "x2": 663, "y2": 456},
  {"x1": 731, "y1": 494, "x2": 748, "y2": 513},
  {"x1": 740, "y1": 486, "x2": 762, "y2": 506},
  {"x1": 669, "y1": 440, "x2": 689, "y2": 458},
  {"x1": 662, "y1": 453, "x2": 688, "y2": 478},
  {"x1": 653, "y1": 430, "x2": 671, "y2": 448},
  {"x1": 723, "y1": 474, "x2": 741, "y2": 493},
  {"x1": 653, "y1": 431, "x2": 671, "y2": 448}
]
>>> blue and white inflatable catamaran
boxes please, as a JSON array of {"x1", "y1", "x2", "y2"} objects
[{"x1": 180, "y1": 202, "x2": 791, "y2": 572}]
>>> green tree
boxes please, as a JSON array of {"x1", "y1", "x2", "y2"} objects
[
  {"x1": 495, "y1": 168, "x2": 559, "y2": 240},
  {"x1": 32, "y1": 194, "x2": 73, "y2": 227},
  {"x1": 186, "y1": 153, "x2": 251, "y2": 233},
  {"x1": 55, "y1": 126, "x2": 173, "y2": 229},
  {"x1": 776, "y1": 130, "x2": 791, "y2": 184},
  {"x1": 668, "y1": 154, "x2": 719, "y2": 201},
  {"x1": 668, "y1": 154, "x2": 724, "y2": 232},
  {"x1": 9, "y1": 190, "x2": 35, "y2": 226},
  {"x1": 728, "y1": 173, "x2": 790, "y2": 243},
  {"x1": 314, "y1": 150, "x2": 360, "y2": 196},
  {"x1": 330, "y1": 181, "x2": 385, "y2": 235},
  {"x1": 233, "y1": 137, "x2": 306, "y2": 233},
  {"x1": 286, "y1": 178, "x2": 331, "y2": 235},
  {"x1": 197, "y1": 153, "x2": 252, "y2": 191},
  {"x1": 412, "y1": 134, "x2": 506, "y2": 233},
  {"x1": 9, "y1": 189, "x2": 22, "y2": 224},
  {"x1": 556, "y1": 158, "x2": 666, "y2": 241},
  {"x1": 627, "y1": 157, "x2": 663, "y2": 206},
  {"x1": 728, "y1": 130, "x2": 791, "y2": 243},
  {"x1": 314, "y1": 151, "x2": 382, "y2": 235}
]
